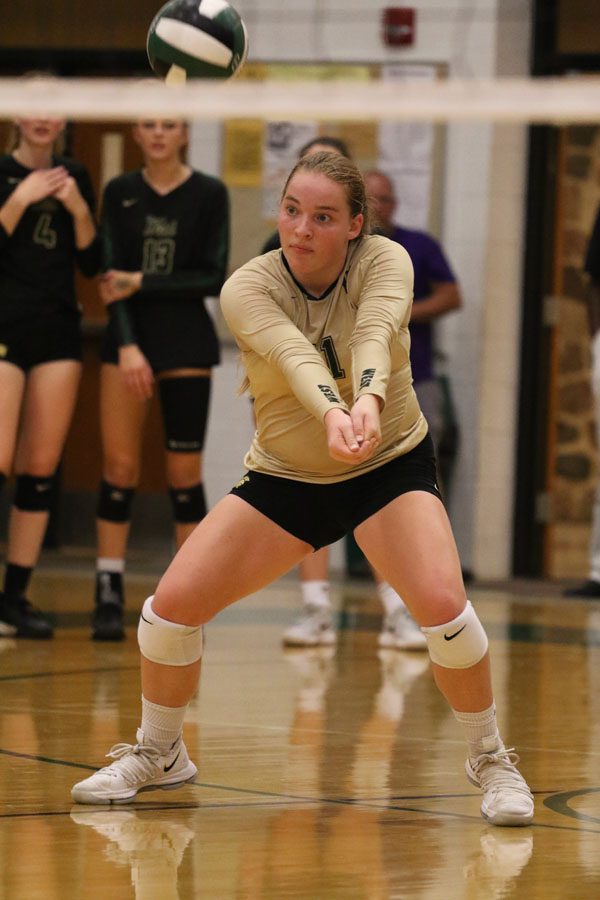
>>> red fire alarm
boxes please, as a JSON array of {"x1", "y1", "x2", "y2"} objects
[{"x1": 382, "y1": 8, "x2": 415, "y2": 47}]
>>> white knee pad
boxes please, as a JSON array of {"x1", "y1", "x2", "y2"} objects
[
  {"x1": 421, "y1": 600, "x2": 488, "y2": 669},
  {"x1": 138, "y1": 596, "x2": 203, "y2": 666}
]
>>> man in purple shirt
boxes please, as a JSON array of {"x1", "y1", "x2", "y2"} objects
[{"x1": 364, "y1": 170, "x2": 462, "y2": 447}]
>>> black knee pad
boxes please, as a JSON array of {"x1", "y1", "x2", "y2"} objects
[
  {"x1": 14, "y1": 473, "x2": 56, "y2": 512},
  {"x1": 159, "y1": 376, "x2": 211, "y2": 453},
  {"x1": 0, "y1": 472, "x2": 6, "y2": 493},
  {"x1": 96, "y1": 480, "x2": 135, "y2": 523},
  {"x1": 169, "y1": 482, "x2": 207, "y2": 523}
]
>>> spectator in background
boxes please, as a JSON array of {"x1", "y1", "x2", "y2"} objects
[
  {"x1": 262, "y1": 141, "x2": 426, "y2": 651},
  {"x1": 364, "y1": 170, "x2": 462, "y2": 452},
  {"x1": 281, "y1": 165, "x2": 463, "y2": 649}
]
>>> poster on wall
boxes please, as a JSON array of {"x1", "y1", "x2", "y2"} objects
[
  {"x1": 223, "y1": 120, "x2": 264, "y2": 187},
  {"x1": 263, "y1": 121, "x2": 318, "y2": 218},
  {"x1": 378, "y1": 63, "x2": 436, "y2": 230},
  {"x1": 259, "y1": 64, "x2": 373, "y2": 219}
]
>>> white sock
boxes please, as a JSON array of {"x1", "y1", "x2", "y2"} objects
[
  {"x1": 141, "y1": 695, "x2": 187, "y2": 752},
  {"x1": 453, "y1": 703, "x2": 503, "y2": 759},
  {"x1": 301, "y1": 580, "x2": 331, "y2": 610},
  {"x1": 97, "y1": 557, "x2": 125, "y2": 574},
  {"x1": 376, "y1": 581, "x2": 404, "y2": 616}
]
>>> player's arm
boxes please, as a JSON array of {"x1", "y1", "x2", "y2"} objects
[
  {"x1": 409, "y1": 280, "x2": 461, "y2": 323},
  {"x1": 0, "y1": 167, "x2": 67, "y2": 240},
  {"x1": 58, "y1": 166, "x2": 101, "y2": 273},
  {"x1": 409, "y1": 234, "x2": 461, "y2": 323},
  {"x1": 221, "y1": 270, "x2": 348, "y2": 423},
  {"x1": 100, "y1": 181, "x2": 139, "y2": 349},
  {"x1": 350, "y1": 240, "x2": 414, "y2": 410}
]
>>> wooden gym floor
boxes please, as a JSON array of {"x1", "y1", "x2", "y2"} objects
[{"x1": 0, "y1": 557, "x2": 599, "y2": 899}]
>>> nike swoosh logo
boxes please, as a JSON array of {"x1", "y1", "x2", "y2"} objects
[
  {"x1": 164, "y1": 749, "x2": 181, "y2": 772},
  {"x1": 140, "y1": 612, "x2": 153, "y2": 625},
  {"x1": 122, "y1": 198, "x2": 138, "y2": 207},
  {"x1": 35, "y1": 484, "x2": 50, "y2": 491},
  {"x1": 444, "y1": 624, "x2": 466, "y2": 641}
]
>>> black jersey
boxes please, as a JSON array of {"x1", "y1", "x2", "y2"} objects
[
  {"x1": 0, "y1": 154, "x2": 99, "y2": 325},
  {"x1": 102, "y1": 169, "x2": 229, "y2": 370}
]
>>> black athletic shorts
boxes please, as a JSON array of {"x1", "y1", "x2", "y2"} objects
[
  {"x1": 100, "y1": 299, "x2": 220, "y2": 372},
  {"x1": 230, "y1": 433, "x2": 442, "y2": 549},
  {"x1": 0, "y1": 309, "x2": 82, "y2": 372}
]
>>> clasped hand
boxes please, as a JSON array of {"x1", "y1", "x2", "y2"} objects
[
  {"x1": 324, "y1": 394, "x2": 382, "y2": 464},
  {"x1": 99, "y1": 270, "x2": 143, "y2": 305},
  {"x1": 15, "y1": 167, "x2": 86, "y2": 216}
]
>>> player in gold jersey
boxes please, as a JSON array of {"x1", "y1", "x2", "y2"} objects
[{"x1": 72, "y1": 152, "x2": 534, "y2": 827}]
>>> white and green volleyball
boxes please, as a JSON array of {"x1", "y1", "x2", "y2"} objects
[{"x1": 147, "y1": 0, "x2": 249, "y2": 81}]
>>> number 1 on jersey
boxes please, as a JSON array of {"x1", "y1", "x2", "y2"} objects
[{"x1": 319, "y1": 335, "x2": 345, "y2": 380}]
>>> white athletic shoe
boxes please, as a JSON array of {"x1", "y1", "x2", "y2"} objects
[
  {"x1": 282, "y1": 604, "x2": 337, "y2": 646},
  {"x1": 466, "y1": 747, "x2": 534, "y2": 827},
  {"x1": 378, "y1": 606, "x2": 428, "y2": 650},
  {"x1": 71, "y1": 729, "x2": 197, "y2": 804}
]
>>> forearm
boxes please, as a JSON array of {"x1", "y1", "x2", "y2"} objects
[
  {"x1": 108, "y1": 300, "x2": 138, "y2": 346},
  {"x1": 0, "y1": 193, "x2": 28, "y2": 236},
  {"x1": 410, "y1": 283, "x2": 461, "y2": 323},
  {"x1": 276, "y1": 347, "x2": 348, "y2": 421},
  {"x1": 72, "y1": 205, "x2": 97, "y2": 250},
  {"x1": 351, "y1": 340, "x2": 391, "y2": 408}
]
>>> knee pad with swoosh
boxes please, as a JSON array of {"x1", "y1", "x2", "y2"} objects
[
  {"x1": 138, "y1": 596, "x2": 203, "y2": 666},
  {"x1": 421, "y1": 600, "x2": 488, "y2": 668}
]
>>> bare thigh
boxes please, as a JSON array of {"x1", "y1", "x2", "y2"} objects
[
  {"x1": 354, "y1": 490, "x2": 466, "y2": 627},
  {"x1": 14, "y1": 360, "x2": 81, "y2": 473},
  {"x1": 154, "y1": 494, "x2": 313, "y2": 624},
  {"x1": 100, "y1": 364, "x2": 149, "y2": 484},
  {"x1": 0, "y1": 361, "x2": 25, "y2": 473}
]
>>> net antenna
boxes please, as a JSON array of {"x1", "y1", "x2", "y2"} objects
[{"x1": 0, "y1": 76, "x2": 599, "y2": 122}]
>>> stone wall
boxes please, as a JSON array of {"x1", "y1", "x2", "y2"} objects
[{"x1": 552, "y1": 127, "x2": 600, "y2": 577}]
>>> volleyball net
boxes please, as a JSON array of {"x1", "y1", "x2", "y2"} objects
[{"x1": 0, "y1": 75, "x2": 599, "y2": 123}]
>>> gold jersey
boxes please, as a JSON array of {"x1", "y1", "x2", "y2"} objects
[{"x1": 221, "y1": 233, "x2": 428, "y2": 483}]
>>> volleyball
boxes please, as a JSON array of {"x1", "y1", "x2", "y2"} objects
[{"x1": 147, "y1": 0, "x2": 249, "y2": 82}]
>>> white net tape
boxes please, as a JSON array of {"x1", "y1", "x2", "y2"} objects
[{"x1": 0, "y1": 76, "x2": 599, "y2": 123}]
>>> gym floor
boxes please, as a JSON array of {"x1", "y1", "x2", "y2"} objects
[{"x1": 0, "y1": 556, "x2": 598, "y2": 899}]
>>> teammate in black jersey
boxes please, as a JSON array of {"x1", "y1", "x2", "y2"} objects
[
  {"x1": 91, "y1": 119, "x2": 229, "y2": 641},
  {"x1": 0, "y1": 117, "x2": 99, "y2": 638}
]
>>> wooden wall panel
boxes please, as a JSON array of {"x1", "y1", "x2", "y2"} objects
[{"x1": 2, "y1": 1, "x2": 161, "y2": 51}]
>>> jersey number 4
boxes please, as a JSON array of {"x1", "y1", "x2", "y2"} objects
[
  {"x1": 319, "y1": 335, "x2": 346, "y2": 380},
  {"x1": 33, "y1": 213, "x2": 57, "y2": 249}
]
